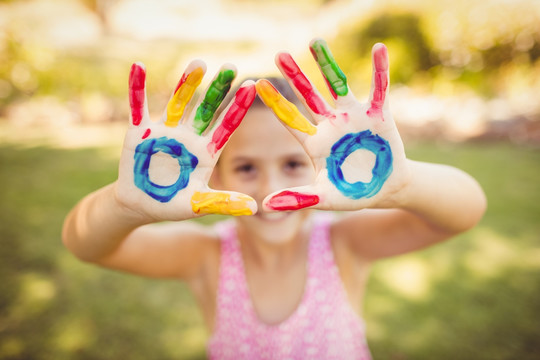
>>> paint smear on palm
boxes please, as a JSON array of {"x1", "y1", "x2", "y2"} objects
[
  {"x1": 191, "y1": 191, "x2": 254, "y2": 216},
  {"x1": 255, "y1": 80, "x2": 317, "y2": 135},
  {"x1": 129, "y1": 63, "x2": 146, "y2": 126},
  {"x1": 367, "y1": 44, "x2": 389, "y2": 119},
  {"x1": 208, "y1": 83, "x2": 256, "y2": 156},
  {"x1": 266, "y1": 190, "x2": 319, "y2": 211},
  {"x1": 165, "y1": 67, "x2": 204, "y2": 127},
  {"x1": 309, "y1": 39, "x2": 348, "y2": 99},
  {"x1": 193, "y1": 69, "x2": 235, "y2": 135},
  {"x1": 276, "y1": 53, "x2": 332, "y2": 117}
]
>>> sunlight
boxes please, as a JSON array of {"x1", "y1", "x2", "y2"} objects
[
  {"x1": 377, "y1": 257, "x2": 432, "y2": 300},
  {"x1": 162, "y1": 326, "x2": 207, "y2": 358},
  {"x1": 7, "y1": 273, "x2": 58, "y2": 327},
  {"x1": 54, "y1": 317, "x2": 95, "y2": 352},
  {"x1": 107, "y1": 0, "x2": 374, "y2": 74},
  {"x1": 20, "y1": 273, "x2": 57, "y2": 304},
  {"x1": 464, "y1": 226, "x2": 534, "y2": 279}
]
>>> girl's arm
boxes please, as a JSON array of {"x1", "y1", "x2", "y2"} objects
[
  {"x1": 62, "y1": 184, "x2": 219, "y2": 280},
  {"x1": 255, "y1": 38, "x2": 486, "y2": 261},
  {"x1": 333, "y1": 160, "x2": 486, "y2": 261},
  {"x1": 62, "y1": 60, "x2": 257, "y2": 279}
]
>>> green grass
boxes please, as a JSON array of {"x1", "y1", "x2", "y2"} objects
[
  {"x1": 0, "y1": 139, "x2": 538, "y2": 359},
  {"x1": 366, "y1": 141, "x2": 540, "y2": 359}
]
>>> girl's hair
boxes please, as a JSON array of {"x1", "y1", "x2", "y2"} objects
[
  {"x1": 254, "y1": 76, "x2": 300, "y2": 107},
  {"x1": 230, "y1": 76, "x2": 302, "y2": 108}
]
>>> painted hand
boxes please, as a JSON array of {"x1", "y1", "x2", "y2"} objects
[
  {"x1": 116, "y1": 60, "x2": 258, "y2": 221},
  {"x1": 256, "y1": 38, "x2": 410, "y2": 211}
]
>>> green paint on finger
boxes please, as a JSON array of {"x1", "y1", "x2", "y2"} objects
[
  {"x1": 193, "y1": 69, "x2": 235, "y2": 135},
  {"x1": 310, "y1": 39, "x2": 348, "y2": 97}
]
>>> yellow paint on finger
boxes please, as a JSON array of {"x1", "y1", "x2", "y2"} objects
[
  {"x1": 191, "y1": 191, "x2": 254, "y2": 216},
  {"x1": 255, "y1": 80, "x2": 317, "y2": 135},
  {"x1": 165, "y1": 67, "x2": 204, "y2": 127}
]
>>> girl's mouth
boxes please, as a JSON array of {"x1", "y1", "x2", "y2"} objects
[{"x1": 255, "y1": 211, "x2": 291, "y2": 222}]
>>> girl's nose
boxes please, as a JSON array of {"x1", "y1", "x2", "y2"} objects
[{"x1": 260, "y1": 170, "x2": 285, "y2": 198}]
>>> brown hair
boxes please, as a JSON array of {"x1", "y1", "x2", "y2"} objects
[{"x1": 229, "y1": 76, "x2": 302, "y2": 109}]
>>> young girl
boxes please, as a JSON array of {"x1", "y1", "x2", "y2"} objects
[{"x1": 62, "y1": 38, "x2": 486, "y2": 359}]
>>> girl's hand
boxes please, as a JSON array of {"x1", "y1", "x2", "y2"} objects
[
  {"x1": 256, "y1": 38, "x2": 410, "y2": 211},
  {"x1": 116, "y1": 60, "x2": 258, "y2": 221}
]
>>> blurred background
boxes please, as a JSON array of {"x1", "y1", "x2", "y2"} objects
[{"x1": 0, "y1": 0, "x2": 538, "y2": 359}]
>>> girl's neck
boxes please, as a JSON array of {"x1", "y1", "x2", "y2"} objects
[{"x1": 236, "y1": 219, "x2": 312, "y2": 270}]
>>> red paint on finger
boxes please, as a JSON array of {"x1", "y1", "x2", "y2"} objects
[
  {"x1": 207, "y1": 84, "x2": 256, "y2": 155},
  {"x1": 142, "y1": 128, "x2": 151, "y2": 139},
  {"x1": 277, "y1": 53, "x2": 330, "y2": 116},
  {"x1": 366, "y1": 71, "x2": 388, "y2": 118},
  {"x1": 266, "y1": 191, "x2": 319, "y2": 211},
  {"x1": 174, "y1": 72, "x2": 188, "y2": 95},
  {"x1": 367, "y1": 45, "x2": 389, "y2": 119},
  {"x1": 129, "y1": 63, "x2": 146, "y2": 126},
  {"x1": 373, "y1": 44, "x2": 389, "y2": 72}
]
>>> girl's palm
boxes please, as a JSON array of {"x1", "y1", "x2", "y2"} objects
[
  {"x1": 116, "y1": 60, "x2": 257, "y2": 221},
  {"x1": 256, "y1": 39, "x2": 410, "y2": 212}
]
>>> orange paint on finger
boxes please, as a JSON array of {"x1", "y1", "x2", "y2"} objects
[
  {"x1": 165, "y1": 67, "x2": 204, "y2": 127},
  {"x1": 255, "y1": 80, "x2": 317, "y2": 135},
  {"x1": 191, "y1": 191, "x2": 254, "y2": 216}
]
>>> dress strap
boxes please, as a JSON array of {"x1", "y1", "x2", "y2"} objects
[{"x1": 307, "y1": 212, "x2": 337, "y2": 277}]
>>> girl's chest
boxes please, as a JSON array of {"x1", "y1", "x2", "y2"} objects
[{"x1": 246, "y1": 261, "x2": 308, "y2": 325}]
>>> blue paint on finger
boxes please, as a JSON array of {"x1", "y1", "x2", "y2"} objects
[
  {"x1": 326, "y1": 130, "x2": 393, "y2": 199},
  {"x1": 133, "y1": 137, "x2": 198, "y2": 202}
]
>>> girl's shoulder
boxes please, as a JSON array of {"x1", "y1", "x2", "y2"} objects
[
  {"x1": 329, "y1": 209, "x2": 390, "y2": 243},
  {"x1": 328, "y1": 209, "x2": 390, "y2": 262}
]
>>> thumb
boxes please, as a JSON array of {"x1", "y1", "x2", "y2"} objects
[
  {"x1": 263, "y1": 185, "x2": 321, "y2": 212},
  {"x1": 190, "y1": 189, "x2": 257, "y2": 216}
]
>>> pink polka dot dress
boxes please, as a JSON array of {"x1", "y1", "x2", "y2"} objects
[{"x1": 208, "y1": 213, "x2": 372, "y2": 359}]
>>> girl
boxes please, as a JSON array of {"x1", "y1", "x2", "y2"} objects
[{"x1": 62, "y1": 38, "x2": 486, "y2": 359}]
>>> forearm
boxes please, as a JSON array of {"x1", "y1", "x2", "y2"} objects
[
  {"x1": 394, "y1": 160, "x2": 487, "y2": 235},
  {"x1": 62, "y1": 183, "x2": 153, "y2": 262}
]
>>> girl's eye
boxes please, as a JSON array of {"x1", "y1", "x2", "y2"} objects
[
  {"x1": 286, "y1": 161, "x2": 300, "y2": 169},
  {"x1": 235, "y1": 163, "x2": 257, "y2": 180},
  {"x1": 284, "y1": 160, "x2": 307, "y2": 173},
  {"x1": 235, "y1": 164, "x2": 255, "y2": 174}
]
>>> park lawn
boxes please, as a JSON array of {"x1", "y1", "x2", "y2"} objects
[{"x1": 0, "y1": 137, "x2": 538, "y2": 359}]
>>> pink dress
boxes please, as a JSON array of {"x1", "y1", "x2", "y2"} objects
[{"x1": 207, "y1": 213, "x2": 372, "y2": 360}]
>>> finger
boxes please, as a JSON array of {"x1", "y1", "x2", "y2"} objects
[
  {"x1": 191, "y1": 190, "x2": 257, "y2": 216},
  {"x1": 262, "y1": 186, "x2": 320, "y2": 212},
  {"x1": 206, "y1": 80, "x2": 256, "y2": 157},
  {"x1": 275, "y1": 52, "x2": 333, "y2": 121},
  {"x1": 164, "y1": 60, "x2": 206, "y2": 128},
  {"x1": 188, "y1": 64, "x2": 237, "y2": 136},
  {"x1": 129, "y1": 62, "x2": 150, "y2": 127},
  {"x1": 309, "y1": 38, "x2": 350, "y2": 101},
  {"x1": 255, "y1": 79, "x2": 317, "y2": 144},
  {"x1": 366, "y1": 43, "x2": 390, "y2": 119}
]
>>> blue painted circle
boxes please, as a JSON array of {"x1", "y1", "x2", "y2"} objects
[
  {"x1": 326, "y1": 130, "x2": 393, "y2": 199},
  {"x1": 133, "y1": 137, "x2": 198, "y2": 203}
]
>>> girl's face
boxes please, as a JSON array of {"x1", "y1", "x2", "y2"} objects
[{"x1": 213, "y1": 106, "x2": 316, "y2": 244}]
